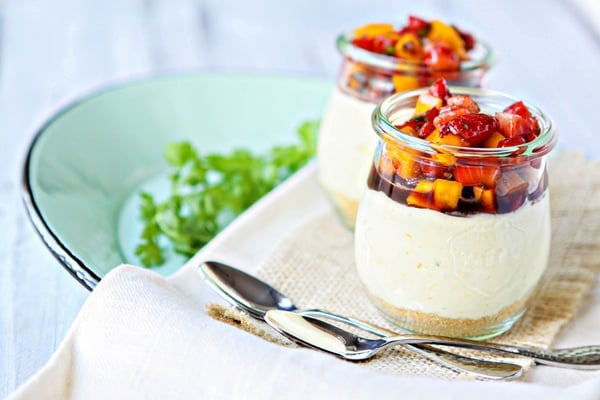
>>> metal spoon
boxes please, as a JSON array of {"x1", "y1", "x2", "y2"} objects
[
  {"x1": 265, "y1": 309, "x2": 600, "y2": 370},
  {"x1": 199, "y1": 260, "x2": 523, "y2": 379}
]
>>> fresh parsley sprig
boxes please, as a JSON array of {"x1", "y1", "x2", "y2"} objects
[{"x1": 135, "y1": 120, "x2": 319, "y2": 267}]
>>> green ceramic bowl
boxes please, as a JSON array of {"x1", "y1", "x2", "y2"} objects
[{"x1": 22, "y1": 73, "x2": 331, "y2": 290}]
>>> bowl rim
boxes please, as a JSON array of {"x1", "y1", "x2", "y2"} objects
[{"x1": 21, "y1": 70, "x2": 331, "y2": 291}]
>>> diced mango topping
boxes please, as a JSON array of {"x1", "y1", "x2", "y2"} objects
[
  {"x1": 394, "y1": 33, "x2": 424, "y2": 60},
  {"x1": 426, "y1": 129, "x2": 470, "y2": 147},
  {"x1": 390, "y1": 149, "x2": 420, "y2": 179},
  {"x1": 415, "y1": 93, "x2": 443, "y2": 115},
  {"x1": 407, "y1": 192, "x2": 437, "y2": 210},
  {"x1": 427, "y1": 20, "x2": 467, "y2": 60},
  {"x1": 431, "y1": 152, "x2": 456, "y2": 167},
  {"x1": 392, "y1": 75, "x2": 420, "y2": 92},
  {"x1": 353, "y1": 23, "x2": 395, "y2": 39},
  {"x1": 480, "y1": 189, "x2": 496, "y2": 213},
  {"x1": 414, "y1": 180, "x2": 436, "y2": 194},
  {"x1": 433, "y1": 179, "x2": 463, "y2": 210},
  {"x1": 482, "y1": 131, "x2": 507, "y2": 148}
]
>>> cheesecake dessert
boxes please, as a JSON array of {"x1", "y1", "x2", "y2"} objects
[
  {"x1": 317, "y1": 16, "x2": 493, "y2": 228},
  {"x1": 354, "y1": 79, "x2": 557, "y2": 339}
]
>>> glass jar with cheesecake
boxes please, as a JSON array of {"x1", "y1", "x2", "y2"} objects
[
  {"x1": 317, "y1": 16, "x2": 493, "y2": 228},
  {"x1": 354, "y1": 79, "x2": 557, "y2": 339}
]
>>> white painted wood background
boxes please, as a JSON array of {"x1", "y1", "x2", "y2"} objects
[{"x1": 1, "y1": 0, "x2": 599, "y2": 396}]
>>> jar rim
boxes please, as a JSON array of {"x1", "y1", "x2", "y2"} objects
[
  {"x1": 372, "y1": 86, "x2": 557, "y2": 159},
  {"x1": 337, "y1": 32, "x2": 494, "y2": 73}
]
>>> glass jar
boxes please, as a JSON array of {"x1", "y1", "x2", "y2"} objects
[
  {"x1": 354, "y1": 87, "x2": 557, "y2": 340},
  {"x1": 317, "y1": 31, "x2": 493, "y2": 228}
]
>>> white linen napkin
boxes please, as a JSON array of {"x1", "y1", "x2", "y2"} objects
[{"x1": 7, "y1": 163, "x2": 600, "y2": 400}]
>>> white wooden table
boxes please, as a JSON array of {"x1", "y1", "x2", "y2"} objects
[{"x1": 1, "y1": 0, "x2": 599, "y2": 396}]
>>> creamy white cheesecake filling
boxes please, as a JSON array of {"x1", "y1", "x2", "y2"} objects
[
  {"x1": 317, "y1": 87, "x2": 377, "y2": 205},
  {"x1": 355, "y1": 189, "x2": 551, "y2": 320}
]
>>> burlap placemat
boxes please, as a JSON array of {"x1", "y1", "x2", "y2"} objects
[{"x1": 208, "y1": 152, "x2": 600, "y2": 380}]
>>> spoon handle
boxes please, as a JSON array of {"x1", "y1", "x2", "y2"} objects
[
  {"x1": 300, "y1": 309, "x2": 523, "y2": 379},
  {"x1": 490, "y1": 344, "x2": 600, "y2": 369},
  {"x1": 299, "y1": 309, "x2": 390, "y2": 337},
  {"x1": 382, "y1": 335, "x2": 600, "y2": 370}
]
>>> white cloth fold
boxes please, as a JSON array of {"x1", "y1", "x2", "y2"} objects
[
  {"x1": 8, "y1": 264, "x2": 600, "y2": 400},
  {"x1": 7, "y1": 163, "x2": 600, "y2": 399}
]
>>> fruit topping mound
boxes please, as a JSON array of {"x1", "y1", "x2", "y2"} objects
[
  {"x1": 369, "y1": 79, "x2": 546, "y2": 215},
  {"x1": 395, "y1": 78, "x2": 541, "y2": 148},
  {"x1": 351, "y1": 16, "x2": 475, "y2": 71}
]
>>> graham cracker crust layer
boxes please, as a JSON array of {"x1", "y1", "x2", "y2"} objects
[{"x1": 372, "y1": 295, "x2": 531, "y2": 339}]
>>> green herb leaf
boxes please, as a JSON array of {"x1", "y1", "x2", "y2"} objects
[{"x1": 135, "y1": 120, "x2": 320, "y2": 267}]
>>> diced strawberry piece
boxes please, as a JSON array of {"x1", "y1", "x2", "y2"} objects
[
  {"x1": 373, "y1": 35, "x2": 398, "y2": 55},
  {"x1": 420, "y1": 160, "x2": 449, "y2": 180},
  {"x1": 396, "y1": 106, "x2": 439, "y2": 134},
  {"x1": 428, "y1": 78, "x2": 452, "y2": 101},
  {"x1": 456, "y1": 28, "x2": 476, "y2": 51},
  {"x1": 433, "y1": 106, "x2": 471, "y2": 128},
  {"x1": 424, "y1": 43, "x2": 460, "y2": 71},
  {"x1": 396, "y1": 120, "x2": 420, "y2": 132},
  {"x1": 425, "y1": 105, "x2": 440, "y2": 119},
  {"x1": 498, "y1": 137, "x2": 526, "y2": 147},
  {"x1": 351, "y1": 37, "x2": 377, "y2": 52},
  {"x1": 417, "y1": 120, "x2": 436, "y2": 138},
  {"x1": 454, "y1": 164, "x2": 500, "y2": 188},
  {"x1": 439, "y1": 113, "x2": 498, "y2": 146},
  {"x1": 495, "y1": 112, "x2": 540, "y2": 138},
  {"x1": 446, "y1": 95, "x2": 480, "y2": 113},
  {"x1": 503, "y1": 100, "x2": 532, "y2": 118},
  {"x1": 407, "y1": 15, "x2": 430, "y2": 36}
]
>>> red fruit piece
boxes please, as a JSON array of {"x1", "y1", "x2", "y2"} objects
[
  {"x1": 495, "y1": 112, "x2": 540, "y2": 138},
  {"x1": 373, "y1": 35, "x2": 398, "y2": 55},
  {"x1": 428, "y1": 78, "x2": 452, "y2": 102},
  {"x1": 420, "y1": 160, "x2": 449, "y2": 180},
  {"x1": 454, "y1": 164, "x2": 500, "y2": 188},
  {"x1": 433, "y1": 107, "x2": 471, "y2": 128},
  {"x1": 396, "y1": 106, "x2": 439, "y2": 135},
  {"x1": 407, "y1": 15, "x2": 430, "y2": 36},
  {"x1": 500, "y1": 100, "x2": 541, "y2": 140},
  {"x1": 417, "y1": 120, "x2": 436, "y2": 138},
  {"x1": 496, "y1": 171, "x2": 528, "y2": 213},
  {"x1": 455, "y1": 27, "x2": 476, "y2": 51},
  {"x1": 504, "y1": 100, "x2": 533, "y2": 118},
  {"x1": 446, "y1": 95, "x2": 480, "y2": 113},
  {"x1": 440, "y1": 113, "x2": 498, "y2": 146},
  {"x1": 351, "y1": 37, "x2": 377, "y2": 52},
  {"x1": 498, "y1": 137, "x2": 526, "y2": 147},
  {"x1": 424, "y1": 43, "x2": 460, "y2": 71}
]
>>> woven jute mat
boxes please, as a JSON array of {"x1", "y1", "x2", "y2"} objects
[{"x1": 208, "y1": 152, "x2": 600, "y2": 380}]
